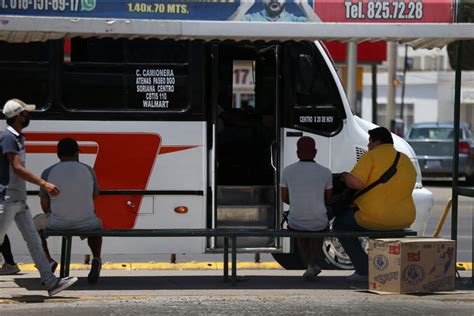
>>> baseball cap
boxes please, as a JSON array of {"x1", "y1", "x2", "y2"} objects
[
  {"x1": 2, "y1": 99, "x2": 36, "y2": 119},
  {"x1": 57, "y1": 138, "x2": 80, "y2": 157}
]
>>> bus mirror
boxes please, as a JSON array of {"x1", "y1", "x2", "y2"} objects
[{"x1": 296, "y1": 54, "x2": 314, "y2": 95}]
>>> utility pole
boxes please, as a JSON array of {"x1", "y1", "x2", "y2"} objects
[
  {"x1": 400, "y1": 44, "x2": 409, "y2": 120},
  {"x1": 346, "y1": 41, "x2": 358, "y2": 115},
  {"x1": 372, "y1": 64, "x2": 378, "y2": 124},
  {"x1": 386, "y1": 42, "x2": 398, "y2": 129}
]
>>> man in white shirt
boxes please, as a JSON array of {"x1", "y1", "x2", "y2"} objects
[
  {"x1": 35, "y1": 138, "x2": 102, "y2": 284},
  {"x1": 280, "y1": 136, "x2": 332, "y2": 280}
]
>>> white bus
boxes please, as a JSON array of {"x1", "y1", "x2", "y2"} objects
[{"x1": 4, "y1": 1, "x2": 462, "y2": 269}]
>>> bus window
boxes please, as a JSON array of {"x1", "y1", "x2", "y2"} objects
[
  {"x1": 0, "y1": 42, "x2": 49, "y2": 108},
  {"x1": 63, "y1": 38, "x2": 190, "y2": 112},
  {"x1": 283, "y1": 41, "x2": 345, "y2": 136}
]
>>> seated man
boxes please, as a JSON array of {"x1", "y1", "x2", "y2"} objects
[
  {"x1": 335, "y1": 127, "x2": 416, "y2": 282},
  {"x1": 280, "y1": 136, "x2": 332, "y2": 280},
  {"x1": 35, "y1": 138, "x2": 103, "y2": 284}
]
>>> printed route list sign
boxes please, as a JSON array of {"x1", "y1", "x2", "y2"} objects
[{"x1": 132, "y1": 65, "x2": 188, "y2": 110}]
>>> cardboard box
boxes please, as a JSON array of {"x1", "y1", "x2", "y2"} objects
[{"x1": 369, "y1": 238, "x2": 455, "y2": 293}]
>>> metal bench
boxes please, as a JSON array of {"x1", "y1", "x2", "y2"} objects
[{"x1": 44, "y1": 228, "x2": 417, "y2": 285}]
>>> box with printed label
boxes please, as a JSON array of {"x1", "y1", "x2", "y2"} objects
[{"x1": 368, "y1": 238, "x2": 455, "y2": 293}]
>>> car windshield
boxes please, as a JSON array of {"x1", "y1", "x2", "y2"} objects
[{"x1": 408, "y1": 127, "x2": 462, "y2": 140}]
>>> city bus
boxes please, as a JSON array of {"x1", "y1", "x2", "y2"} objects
[{"x1": 2, "y1": 0, "x2": 462, "y2": 269}]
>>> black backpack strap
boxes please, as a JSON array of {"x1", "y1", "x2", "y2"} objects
[{"x1": 353, "y1": 152, "x2": 401, "y2": 200}]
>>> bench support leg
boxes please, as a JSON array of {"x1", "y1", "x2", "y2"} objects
[
  {"x1": 65, "y1": 236, "x2": 72, "y2": 277},
  {"x1": 60, "y1": 236, "x2": 73, "y2": 278},
  {"x1": 60, "y1": 237, "x2": 67, "y2": 278},
  {"x1": 231, "y1": 236, "x2": 237, "y2": 286},
  {"x1": 223, "y1": 237, "x2": 229, "y2": 282}
]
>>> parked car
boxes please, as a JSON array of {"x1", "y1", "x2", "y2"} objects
[{"x1": 406, "y1": 122, "x2": 474, "y2": 183}]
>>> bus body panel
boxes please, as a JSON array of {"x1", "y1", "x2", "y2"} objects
[{"x1": 0, "y1": 39, "x2": 433, "y2": 265}]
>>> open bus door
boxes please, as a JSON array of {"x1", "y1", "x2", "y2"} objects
[{"x1": 209, "y1": 42, "x2": 281, "y2": 250}]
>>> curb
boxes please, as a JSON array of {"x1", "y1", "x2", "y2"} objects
[
  {"x1": 17, "y1": 261, "x2": 283, "y2": 271},
  {"x1": 17, "y1": 261, "x2": 472, "y2": 271}
]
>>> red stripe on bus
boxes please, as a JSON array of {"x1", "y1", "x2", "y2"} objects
[
  {"x1": 159, "y1": 145, "x2": 199, "y2": 154},
  {"x1": 26, "y1": 145, "x2": 98, "y2": 154}
]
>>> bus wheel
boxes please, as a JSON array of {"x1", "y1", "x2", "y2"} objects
[
  {"x1": 322, "y1": 237, "x2": 369, "y2": 270},
  {"x1": 271, "y1": 240, "x2": 337, "y2": 270}
]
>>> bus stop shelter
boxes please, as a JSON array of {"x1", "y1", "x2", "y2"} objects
[{"x1": 1, "y1": 0, "x2": 474, "y2": 284}]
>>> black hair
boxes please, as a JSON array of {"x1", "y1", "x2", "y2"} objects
[
  {"x1": 6, "y1": 117, "x2": 16, "y2": 126},
  {"x1": 57, "y1": 138, "x2": 79, "y2": 158},
  {"x1": 368, "y1": 127, "x2": 394, "y2": 144}
]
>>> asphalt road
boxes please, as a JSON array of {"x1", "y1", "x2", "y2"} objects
[{"x1": 423, "y1": 181, "x2": 473, "y2": 263}]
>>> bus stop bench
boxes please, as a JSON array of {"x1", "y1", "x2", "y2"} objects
[{"x1": 44, "y1": 228, "x2": 417, "y2": 285}]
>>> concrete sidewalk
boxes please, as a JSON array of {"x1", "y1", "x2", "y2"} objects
[{"x1": 1, "y1": 269, "x2": 474, "y2": 315}]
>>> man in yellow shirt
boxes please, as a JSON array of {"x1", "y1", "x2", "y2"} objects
[{"x1": 335, "y1": 127, "x2": 416, "y2": 282}]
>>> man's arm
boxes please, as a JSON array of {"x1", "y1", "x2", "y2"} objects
[
  {"x1": 280, "y1": 186, "x2": 289, "y2": 204},
  {"x1": 228, "y1": 0, "x2": 255, "y2": 20},
  {"x1": 341, "y1": 172, "x2": 365, "y2": 189},
  {"x1": 7, "y1": 153, "x2": 60, "y2": 196},
  {"x1": 40, "y1": 196, "x2": 51, "y2": 214},
  {"x1": 295, "y1": 0, "x2": 321, "y2": 22},
  {"x1": 324, "y1": 188, "x2": 333, "y2": 203}
]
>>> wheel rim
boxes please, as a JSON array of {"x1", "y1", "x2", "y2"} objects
[{"x1": 322, "y1": 237, "x2": 369, "y2": 270}]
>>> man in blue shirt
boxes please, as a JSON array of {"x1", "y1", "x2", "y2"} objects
[
  {"x1": 229, "y1": 0, "x2": 321, "y2": 22},
  {"x1": 0, "y1": 99, "x2": 78, "y2": 296}
]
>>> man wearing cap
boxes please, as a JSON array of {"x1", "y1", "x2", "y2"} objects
[
  {"x1": 0, "y1": 99, "x2": 78, "y2": 296},
  {"x1": 280, "y1": 136, "x2": 332, "y2": 280},
  {"x1": 35, "y1": 137, "x2": 103, "y2": 284}
]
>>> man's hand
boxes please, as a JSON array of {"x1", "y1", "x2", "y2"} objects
[
  {"x1": 294, "y1": 0, "x2": 322, "y2": 22},
  {"x1": 341, "y1": 172, "x2": 365, "y2": 190},
  {"x1": 228, "y1": 0, "x2": 255, "y2": 20},
  {"x1": 41, "y1": 181, "x2": 60, "y2": 197}
]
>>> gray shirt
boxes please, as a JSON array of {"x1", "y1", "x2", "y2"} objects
[
  {"x1": 281, "y1": 161, "x2": 332, "y2": 231},
  {"x1": 0, "y1": 126, "x2": 27, "y2": 201},
  {"x1": 39, "y1": 161, "x2": 99, "y2": 230}
]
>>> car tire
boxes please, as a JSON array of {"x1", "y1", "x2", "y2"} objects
[{"x1": 271, "y1": 238, "x2": 351, "y2": 270}]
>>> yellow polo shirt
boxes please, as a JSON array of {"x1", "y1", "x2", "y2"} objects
[{"x1": 350, "y1": 144, "x2": 416, "y2": 230}]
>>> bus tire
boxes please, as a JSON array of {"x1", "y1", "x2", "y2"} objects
[
  {"x1": 271, "y1": 239, "x2": 340, "y2": 270},
  {"x1": 322, "y1": 237, "x2": 369, "y2": 270}
]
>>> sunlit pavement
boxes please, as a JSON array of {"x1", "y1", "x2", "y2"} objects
[{"x1": 0, "y1": 269, "x2": 473, "y2": 315}]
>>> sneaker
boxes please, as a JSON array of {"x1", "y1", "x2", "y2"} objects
[
  {"x1": 302, "y1": 265, "x2": 322, "y2": 280},
  {"x1": 0, "y1": 263, "x2": 20, "y2": 275},
  {"x1": 346, "y1": 272, "x2": 368, "y2": 283},
  {"x1": 87, "y1": 258, "x2": 101, "y2": 284},
  {"x1": 50, "y1": 260, "x2": 58, "y2": 274},
  {"x1": 47, "y1": 276, "x2": 78, "y2": 296}
]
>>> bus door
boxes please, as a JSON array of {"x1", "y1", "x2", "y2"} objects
[
  {"x1": 209, "y1": 43, "x2": 281, "y2": 250},
  {"x1": 272, "y1": 41, "x2": 346, "y2": 260}
]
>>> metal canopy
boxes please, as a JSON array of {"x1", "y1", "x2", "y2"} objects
[{"x1": 1, "y1": 16, "x2": 474, "y2": 48}]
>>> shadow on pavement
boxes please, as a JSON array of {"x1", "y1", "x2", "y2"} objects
[
  {"x1": 15, "y1": 275, "x2": 368, "y2": 291},
  {"x1": 6, "y1": 295, "x2": 81, "y2": 303}
]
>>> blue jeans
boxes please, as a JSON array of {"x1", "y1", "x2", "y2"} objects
[{"x1": 333, "y1": 207, "x2": 369, "y2": 275}]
